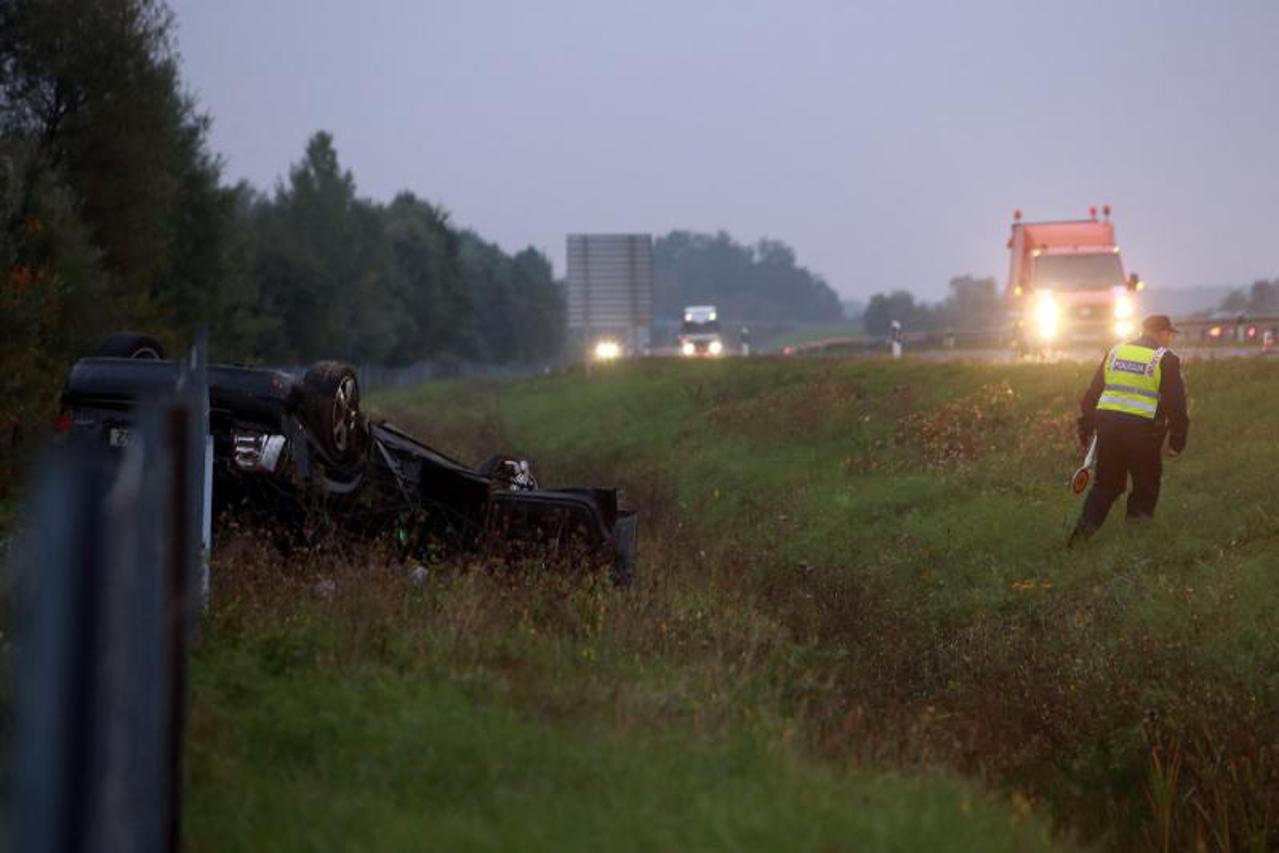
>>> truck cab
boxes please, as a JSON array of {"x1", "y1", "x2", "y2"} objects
[
  {"x1": 678, "y1": 305, "x2": 724, "y2": 357},
  {"x1": 1006, "y1": 207, "x2": 1143, "y2": 349}
]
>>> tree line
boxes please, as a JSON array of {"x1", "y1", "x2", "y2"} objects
[
  {"x1": 860, "y1": 275, "x2": 1002, "y2": 336},
  {"x1": 1215, "y1": 280, "x2": 1279, "y2": 316},
  {"x1": 239, "y1": 132, "x2": 564, "y2": 367},
  {"x1": 654, "y1": 230, "x2": 844, "y2": 324},
  {"x1": 0, "y1": 0, "x2": 563, "y2": 487}
]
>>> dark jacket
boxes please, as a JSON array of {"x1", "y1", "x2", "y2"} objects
[{"x1": 1078, "y1": 335, "x2": 1190, "y2": 452}]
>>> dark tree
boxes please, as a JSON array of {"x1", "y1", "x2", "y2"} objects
[
  {"x1": 654, "y1": 230, "x2": 843, "y2": 324},
  {"x1": 1, "y1": 0, "x2": 230, "y2": 334},
  {"x1": 383, "y1": 192, "x2": 466, "y2": 364},
  {"x1": 938, "y1": 275, "x2": 1000, "y2": 329},
  {"x1": 248, "y1": 133, "x2": 564, "y2": 367},
  {"x1": 862, "y1": 290, "x2": 933, "y2": 335}
]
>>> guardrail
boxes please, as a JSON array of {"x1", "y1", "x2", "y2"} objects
[
  {"x1": 783, "y1": 316, "x2": 1279, "y2": 356},
  {"x1": 9, "y1": 337, "x2": 209, "y2": 853},
  {"x1": 783, "y1": 327, "x2": 1007, "y2": 355},
  {"x1": 1169, "y1": 315, "x2": 1279, "y2": 345}
]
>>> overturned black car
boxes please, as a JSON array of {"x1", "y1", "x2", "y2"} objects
[{"x1": 59, "y1": 333, "x2": 637, "y2": 581}]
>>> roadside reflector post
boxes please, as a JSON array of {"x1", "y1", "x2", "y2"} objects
[{"x1": 890, "y1": 320, "x2": 903, "y2": 360}]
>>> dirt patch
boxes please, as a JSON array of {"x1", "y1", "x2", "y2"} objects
[
  {"x1": 896, "y1": 381, "x2": 1018, "y2": 468},
  {"x1": 897, "y1": 381, "x2": 1074, "y2": 469}
]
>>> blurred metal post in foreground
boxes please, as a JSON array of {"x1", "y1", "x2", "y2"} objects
[
  {"x1": 178, "y1": 329, "x2": 212, "y2": 610},
  {"x1": 11, "y1": 336, "x2": 209, "y2": 853}
]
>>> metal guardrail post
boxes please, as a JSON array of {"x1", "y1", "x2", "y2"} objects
[
  {"x1": 11, "y1": 449, "x2": 109, "y2": 853},
  {"x1": 177, "y1": 331, "x2": 211, "y2": 610},
  {"x1": 13, "y1": 414, "x2": 178, "y2": 852},
  {"x1": 10, "y1": 335, "x2": 210, "y2": 853}
]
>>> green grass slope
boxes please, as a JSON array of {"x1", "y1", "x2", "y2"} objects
[
  {"x1": 186, "y1": 355, "x2": 1279, "y2": 851},
  {"x1": 764, "y1": 320, "x2": 865, "y2": 352},
  {"x1": 187, "y1": 619, "x2": 1052, "y2": 851},
  {"x1": 187, "y1": 540, "x2": 1057, "y2": 852}
]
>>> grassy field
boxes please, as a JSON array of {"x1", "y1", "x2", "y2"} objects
[
  {"x1": 764, "y1": 320, "x2": 865, "y2": 352},
  {"x1": 185, "y1": 355, "x2": 1279, "y2": 851}
]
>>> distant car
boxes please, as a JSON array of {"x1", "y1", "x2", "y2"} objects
[{"x1": 58, "y1": 333, "x2": 638, "y2": 581}]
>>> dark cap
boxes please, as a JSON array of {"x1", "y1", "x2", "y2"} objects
[{"x1": 1142, "y1": 314, "x2": 1179, "y2": 334}]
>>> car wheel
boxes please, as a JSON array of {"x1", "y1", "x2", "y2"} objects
[
  {"x1": 300, "y1": 362, "x2": 366, "y2": 466},
  {"x1": 95, "y1": 332, "x2": 166, "y2": 359}
]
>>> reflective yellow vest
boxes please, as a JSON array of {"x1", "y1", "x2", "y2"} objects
[{"x1": 1097, "y1": 343, "x2": 1166, "y2": 419}]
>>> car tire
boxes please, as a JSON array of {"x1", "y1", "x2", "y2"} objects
[
  {"x1": 95, "y1": 332, "x2": 166, "y2": 359},
  {"x1": 300, "y1": 361, "x2": 366, "y2": 467}
]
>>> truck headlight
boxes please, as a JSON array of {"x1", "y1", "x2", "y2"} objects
[
  {"x1": 681, "y1": 341, "x2": 696, "y2": 356},
  {"x1": 1034, "y1": 292, "x2": 1060, "y2": 341},
  {"x1": 1114, "y1": 292, "x2": 1134, "y2": 320},
  {"x1": 593, "y1": 340, "x2": 621, "y2": 361},
  {"x1": 708, "y1": 340, "x2": 723, "y2": 355},
  {"x1": 1114, "y1": 320, "x2": 1135, "y2": 338}
]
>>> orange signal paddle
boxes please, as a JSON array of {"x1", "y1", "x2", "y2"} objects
[{"x1": 1070, "y1": 435, "x2": 1098, "y2": 495}]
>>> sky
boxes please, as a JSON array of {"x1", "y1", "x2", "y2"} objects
[{"x1": 169, "y1": 0, "x2": 1279, "y2": 302}]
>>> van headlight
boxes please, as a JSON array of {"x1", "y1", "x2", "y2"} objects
[
  {"x1": 708, "y1": 340, "x2": 723, "y2": 355},
  {"x1": 681, "y1": 341, "x2": 696, "y2": 356},
  {"x1": 1034, "y1": 292, "x2": 1060, "y2": 341}
]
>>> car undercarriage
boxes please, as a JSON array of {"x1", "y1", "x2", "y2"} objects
[{"x1": 59, "y1": 339, "x2": 637, "y2": 582}]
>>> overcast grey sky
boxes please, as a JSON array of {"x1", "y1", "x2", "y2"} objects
[{"x1": 170, "y1": 0, "x2": 1279, "y2": 301}]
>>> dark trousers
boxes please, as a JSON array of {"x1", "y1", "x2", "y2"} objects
[{"x1": 1076, "y1": 416, "x2": 1164, "y2": 534}]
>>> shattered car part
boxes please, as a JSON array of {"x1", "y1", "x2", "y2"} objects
[{"x1": 60, "y1": 353, "x2": 638, "y2": 582}]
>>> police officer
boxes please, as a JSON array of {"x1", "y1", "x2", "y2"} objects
[{"x1": 1070, "y1": 315, "x2": 1189, "y2": 542}]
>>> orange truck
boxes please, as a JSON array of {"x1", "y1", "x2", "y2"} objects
[{"x1": 1006, "y1": 206, "x2": 1144, "y2": 349}]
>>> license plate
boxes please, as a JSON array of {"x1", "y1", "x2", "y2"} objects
[{"x1": 108, "y1": 427, "x2": 132, "y2": 448}]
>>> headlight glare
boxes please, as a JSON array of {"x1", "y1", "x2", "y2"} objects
[{"x1": 1034, "y1": 292, "x2": 1060, "y2": 341}]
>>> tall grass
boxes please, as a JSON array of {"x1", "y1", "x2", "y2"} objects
[
  {"x1": 187, "y1": 536, "x2": 1059, "y2": 851},
  {"x1": 186, "y1": 355, "x2": 1279, "y2": 850}
]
